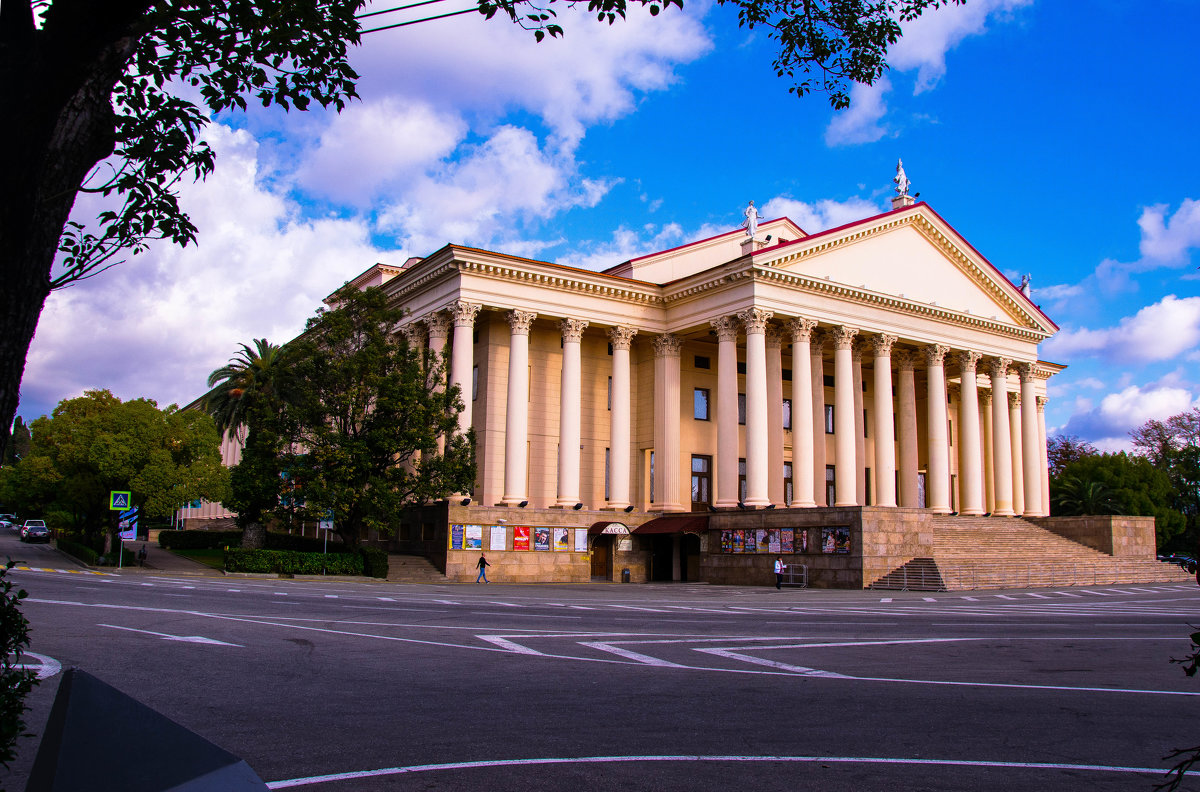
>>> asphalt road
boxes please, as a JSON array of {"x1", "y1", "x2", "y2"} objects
[{"x1": 3, "y1": 530, "x2": 1200, "y2": 791}]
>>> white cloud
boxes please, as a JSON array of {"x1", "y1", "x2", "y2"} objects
[
  {"x1": 377, "y1": 125, "x2": 613, "y2": 255},
  {"x1": 1043, "y1": 295, "x2": 1200, "y2": 364},
  {"x1": 890, "y1": 0, "x2": 1031, "y2": 93},
  {"x1": 824, "y1": 79, "x2": 891, "y2": 147},
  {"x1": 761, "y1": 195, "x2": 882, "y2": 233},
  {"x1": 1138, "y1": 199, "x2": 1200, "y2": 264},
  {"x1": 20, "y1": 124, "x2": 402, "y2": 421},
  {"x1": 1058, "y1": 384, "x2": 1200, "y2": 451},
  {"x1": 293, "y1": 99, "x2": 468, "y2": 205}
]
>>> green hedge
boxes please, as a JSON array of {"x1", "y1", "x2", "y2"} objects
[
  {"x1": 159, "y1": 530, "x2": 344, "y2": 553},
  {"x1": 224, "y1": 549, "x2": 364, "y2": 576},
  {"x1": 56, "y1": 538, "x2": 134, "y2": 567},
  {"x1": 158, "y1": 530, "x2": 243, "y2": 550},
  {"x1": 359, "y1": 546, "x2": 388, "y2": 579}
]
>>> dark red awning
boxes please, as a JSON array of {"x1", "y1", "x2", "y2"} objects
[{"x1": 632, "y1": 515, "x2": 709, "y2": 535}]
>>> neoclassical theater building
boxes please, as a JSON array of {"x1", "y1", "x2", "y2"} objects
[{"x1": 185, "y1": 187, "x2": 1179, "y2": 588}]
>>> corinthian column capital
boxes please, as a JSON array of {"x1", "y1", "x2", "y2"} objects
[
  {"x1": 787, "y1": 317, "x2": 818, "y2": 342},
  {"x1": 652, "y1": 333, "x2": 681, "y2": 357},
  {"x1": 989, "y1": 356, "x2": 1012, "y2": 381},
  {"x1": 560, "y1": 318, "x2": 589, "y2": 342},
  {"x1": 832, "y1": 325, "x2": 859, "y2": 351},
  {"x1": 506, "y1": 310, "x2": 537, "y2": 335},
  {"x1": 450, "y1": 300, "x2": 482, "y2": 328},
  {"x1": 608, "y1": 325, "x2": 638, "y2": 350},
  {"x1": 737, "y1": 307, "x2": 773, "y2": 334},
  {"x1": 924, "y1": 343, "x2": 950, "y2": 367},
  {"x1": 872, "y1": 333, "x2": 898, "y2": 357},
  {"x1": 710, "y1": 315, "x2": 739, "y2": 342},
  {"x1": 955, "y1": 350, "x2": 982, "y2": 374}
]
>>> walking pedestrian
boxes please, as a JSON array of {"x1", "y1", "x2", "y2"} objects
[
  {"x1": 774, "y1": 555, "x2": 785, "y2": 590},
  {"x1": 137, "y1": 544, "x2": 148, "y2": 567},
  {"x1": 476, "y1": 553, "x2": 491, "y2": 583}
]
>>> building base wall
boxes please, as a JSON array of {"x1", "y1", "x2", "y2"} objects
[{"x1": 1027, "y1": 515, "x2": 1157, "y2": 559}]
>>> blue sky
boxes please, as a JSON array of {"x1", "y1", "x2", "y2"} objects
[{"x1": 19, "y1": 0, "x2": 1200, "y2": 451}]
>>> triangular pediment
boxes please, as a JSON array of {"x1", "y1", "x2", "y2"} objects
[
  {"x1": 607, "y1": 218, "x2": 807, "y2": 283},
  {"x1": 761, "y1": 205, "x2": 1054, "y2": 334}
]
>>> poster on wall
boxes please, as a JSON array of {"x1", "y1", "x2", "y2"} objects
[
  {"x1": 490, "y1": 525, "x2": 507, "y2": 551},
  {"x1": 464, "y1": 524, "x2": 483, "y2": 550},
  {"x1": 721, "y1": 531, "x2": 733, "y2": 553},
  {"x1": 574, "y1": 529, "x2": 588, "y2": 553},
  {"x1": 767, "y1": 529, "x2": 781, "y2": 554},
  {"x1": 732, "y1": 529, "x2": 745, "y2": 553},
  {"x1": 553, "y1": 527, "x2": 569, "y2": 552},
  {"x1": 450, "y1": 524, "x2": 464, "y2": 550},
  {"x1": 821, "y1": 526, "x2": 851, "y2": 554},
  {"x1": 534, "y1": 527, "x2": 551, "y2": 551},
  {"x1": 798, "y1": 529, "x2": 809, "y2": 553},
  {"x1": 514, "y1": 526, "x2": 531, "y2": 551},
  {"x1": 754, "y1": 529, "x2": 768, "y2": 553}
]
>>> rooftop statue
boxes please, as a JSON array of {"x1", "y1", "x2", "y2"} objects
[
  {"x1": 743, "y1": 200, "x2": 760, "y2": 238},
  {"x1": 894, "y1": 158, "x2": 911, "y2": 197}
]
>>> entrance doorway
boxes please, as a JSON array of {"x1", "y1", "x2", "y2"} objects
[{"x1": 591, "y1": 535, "x2": 613, "y2": 580}]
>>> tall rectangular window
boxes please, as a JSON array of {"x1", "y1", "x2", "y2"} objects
[
  {"x1": 783, "y1": 462, "x2": 793, "y2": 506},
  {"x1": 824, "y1": 404, "x2": 835, "y2": 434},
  {"x1": 607, "y1": 376, "x2": 612, "y2": 410},
  {"x1": 472, "y1": 365, "x2": 479, "y2": 401},
  {"x1": 782, "y1": 398, "x2": 792, "y2": 430},
  {"x1": 694, "y1": 388, "x2": 710, "y2": 421},
  {"x1": 738, "y1": 458, "x2": 747, "y2": 503},
  {"x1": 826, "y1": 465, "x2": 836, "y2": 506},
  {"x1": 691, "y1": 455, "x2": 712, "y2": 511},
  {"x1": 649, "y1": 451, "x2": 655, "y2": 503},
  {"x1": 738, "y1": 393, "x2": 747, "y2": 425},
  {"x1": 604, "y1": 448, "x2": 611, "y2": 500}
]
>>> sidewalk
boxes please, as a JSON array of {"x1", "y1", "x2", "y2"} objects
[{"x1": 106, "y1": 542, "x2": 223, "y2": 576}]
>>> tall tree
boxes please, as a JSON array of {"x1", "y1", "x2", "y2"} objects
[
  {"x1": 0, "y1": 390, "x2": 229, "y2": 551},
  {"x1": 1047, "y1": 434, "x2": 1098, "y2": 478},
  {"x1": 1, "y1": 0, "x2": 965, "y2": 458},
  {"x1": 279, "y1": 286, "x2": 475, "y2": 548},
  {"x1": 1049, "y1": 452, "x2": 1185, "y2": 549},
  {"x1": 203, "y1": 339, "x2": 289, "y2": 548},
  {"x1": 1131, "y1": 408, "x2": 1200, "y2": 549}
]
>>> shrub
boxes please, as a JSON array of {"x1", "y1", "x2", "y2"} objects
[
  {"x1": 264, "y1": 532, "x2": 340, "y2": 553},
  {"x1": 224, "y1": 549, "x2": 364, "y2": 576},
  {"x1": 0, "y1": 561, "x2": 36, "y2": 770},
  {"x1": 359, "y1": 546, "x2": 389, "y2": 579},
  {"x1": 158, "y1": 529, "x2": 243, "y2": 550},
  {"x1": 56, "y1": 537, "x2": 99, "y2": 565}
]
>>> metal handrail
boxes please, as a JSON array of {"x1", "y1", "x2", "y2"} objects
[
  {"x1": 868, "y1": 558, "x2": 1191, "y2": 591},
  {"x1": 782, "y1": 563, "x2": 808, "y2": 588}
]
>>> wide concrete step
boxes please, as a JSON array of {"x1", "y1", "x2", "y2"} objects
[
  {"x1": 870, "y1": 516, "x2": 1195, "y2": 590},
  {"x1": 386, "y1": 553, "x2": 445, "y2": 583}
]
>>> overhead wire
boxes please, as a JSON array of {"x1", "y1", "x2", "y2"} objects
[
  {"x1": 359, "y1": 8, "x2": 479, "y2": 32},
  {"x1": 356, "y1": 0, "x2": 482, "y2": 32}
]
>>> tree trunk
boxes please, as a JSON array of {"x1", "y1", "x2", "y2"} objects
[
  {"x1": 0, "y1": 0, "x2": 150, "y2": 449},
  {"x1": 241, "y1": 522, "x2": 266, "y2": 549}
]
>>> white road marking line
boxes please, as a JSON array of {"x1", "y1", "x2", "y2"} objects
[
  {"x1": 477, "y1": 636, "x2": 545, "y2": 655},
  {"x1": 324, "y1": 595, "x2": 338, "y2": 599},
  {"x1": 580, "y1": 642, "x2": 686, "y2": 667},
  {"x1": 694, "y1": 648, "x2": 847, "y2": 676},
  {"x1": 880, "y1": 598, "x2": 893, "y2": 602},
  {"x1": 99, "y1": 623, "x2": 242, "y2": 647},
  {"x1": 263, "y1": 754, "x2": 1174, "y2": 789},
  {"x1": 995, "y1": 594, "x2": 1016, "y2": 600},
  {"x1": 1027, "y1": 594, "x2": 1050, "y2": 599},
  {"x1": 15, "y1": 652, "x2": 61, "y2": 680},
  {"x1": 962, "y1": 597, "x2": 979, "y2": 601},
  {"x1": 376, "y1": 597, "x2": 395, "y2": 602}
]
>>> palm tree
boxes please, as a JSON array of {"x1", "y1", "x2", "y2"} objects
[
  {"x1": 203, "y1": 339, "x2": 286, "y2": 548},
  {"x1": 1052, "y1": 474, "x2": 1117, "y2": 516},
  {"x1": 203, "y1": 339, "x2": 285, "y2": 437}
]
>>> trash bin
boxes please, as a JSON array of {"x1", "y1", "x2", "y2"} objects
[{"x1": 621, "y1": 568, "x2": 631, "y2": 583}]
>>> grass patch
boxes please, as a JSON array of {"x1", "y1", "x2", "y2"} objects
[{"x1": 172, "y1": 548, "x2": 226, "y2": 569}]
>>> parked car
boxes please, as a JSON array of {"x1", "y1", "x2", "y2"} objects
[
  {"x1": 0, "y1": 514, "x2": 16, "y2": 531},
  {"x1": 19, "y1": 519, "x2": 46, "y2": 540},
  {"x1": 1161, "y1": 553, "x2": 1197, "y2": 572},
  {"x1": 20, "y1": 524, "x2": 51, "y2": 543}
]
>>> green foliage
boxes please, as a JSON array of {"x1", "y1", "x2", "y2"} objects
[
  {"x1": 1159, "y1": 629, "x2": 1200, "y2": 790},
  {"x1": 56, "y1": 537, "x2": 101, "y2": 566},
  {"x1": 158, "y1": 529, "x2": 245, "y2": 550},
  {"x1": 479, "y1": 0, "x2": 963, "y2": 108},
  {"x1": 0, "y1": 561, "x2": 36, "y2": 771},
  {"x1": 51, "y1": 1, "x2": 364, "y2": 289},
  {"x1": 224, "y1": 549, "x2": 364, "y2": 576},
  {"x1": 1131, "y1": 409, "x2": 1200, "y2": 552},
  {"x1": 1, "y1": 417, "x2": 31, "y2": 466},
  {"x1": 1047, "y1": 434, "x2": 1098, "y2": 478},
  {"x1": 1050, "y1": 452, "x2": 1185, "y2": 547},
  {"x1": 0, "y1": 391, "x2": 229, "y2": 547},
  {"x1": 268, "y1": 286, "x2": 476, "y2": 547},
  {"x1": 359, "y1": 546, "x2": 389, "y2": 579}
]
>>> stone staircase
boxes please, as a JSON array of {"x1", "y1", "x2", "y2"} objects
[
  {"x1": 386, "y1": 553, "x2": 446, "y2": 583},
  {"x1": 869, "y1": 516, "x2": 1195, "y2": 591}
]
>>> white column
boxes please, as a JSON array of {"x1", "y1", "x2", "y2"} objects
[
  {"x1": 832, "y1": 326, "x2": 859, "y2": 507},
  {"x1": 872, "y1": 334, "x2": 898, "y2": 507},
  {"x1": 1018, "y1": 362, "x2": 1042, "y2": 517},
  {"x1": 956, "y1": 351, "x2": 983, "y2": 515},
  {"x1": 449, "y1": 301, "x2": 481, "y2": 437},
  {"x1": 989, "y1": 357, "x2": 1014, "y2": 516},
  {"x1": 788, "y1": 318, "x2": 818, "y2": 507},
  {"x1": 738, "y1": 308, "x2": 773, "y2": 508},
  {"x1": 981, "y1": 392, "x2": 995, "y2": 514},
  {"x1": 766, "y1": 325, "x2": 785, "y2": 506},
  {"x1": 556, "y1": 318, "x2": 588, "y2": 507},
  {"x1": 1009, "y1": 391, "x2": 1025, "y2": 516},
  {"x1": 501, "y1": 309, "x2": 536, "y2": 506},
  {"x1": 895, "y1": 349, "x2": 920, "y2": 508},
  {"x1": 1038, "y1": 395, "x2": 1050, "y2": 517},
  {"x1": 607, "y1": 326, "x2": 637, "y2": 510},
  {"x1": 853, "y1": 342, "x2": 867, "y2": 505},
  {"x1": 653, "y1": 334, "x2": 683, "y2": 511},
  {"x1": 811, "y1": 332, "x2": 828, "y2": 506},
  {"x1": 426, "y1": 313, "x2": 453, "y2": 454},
  {"x1": 712, "y1": 316, "x2": 740, "y2": 508},
  {"x1": 925, "y1": 344, "x2": 951, "y2": 514}
]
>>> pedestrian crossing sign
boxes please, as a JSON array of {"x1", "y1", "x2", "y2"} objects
[{"x1": 109, "y1": 491, "x2": 132, "y2": 510}]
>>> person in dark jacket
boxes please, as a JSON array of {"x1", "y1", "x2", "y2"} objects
[{"x1": 476, "y1": 553, "x2": 491, "y2": 583}]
